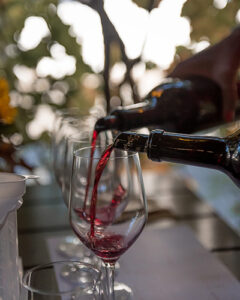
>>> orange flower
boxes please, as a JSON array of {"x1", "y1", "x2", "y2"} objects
[{"x1": 0, "y1": 78, "x2": 17, "y2": 124}]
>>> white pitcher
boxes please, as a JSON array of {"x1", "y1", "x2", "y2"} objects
[{"x1": 0, "y1": 173, "x2": 26, "y2": 300}]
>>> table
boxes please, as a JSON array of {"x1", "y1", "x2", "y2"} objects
[{"x1": 18, "y1": 169, "x2": 240, "y2": 282}]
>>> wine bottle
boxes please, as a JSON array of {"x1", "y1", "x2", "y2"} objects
[
  {"x1": 113, "y1": 129, "x2": 240, "y2": 188},
  {"x1": 95, "y1": 75, "x2": 240, "y2": 133}
]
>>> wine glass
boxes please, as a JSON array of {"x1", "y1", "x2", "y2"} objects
[
  {"x1": 51, "y1": 107, "x2": 104, "y2": 258},
  {"x1": 59, "y1": 131, "x2": 113, "y2": 262},
  {"x1": 51, "y1": 107, "x2": 102, "y2": 188},
  {"x1": 20, "y1": 260, "x2": 102, "y2": 299},
  {"x1": 62, "y1": 131, "x2": 113, "y2": 207},
  {"x1": 51, "y1": 108, "x2": 107, "y2": 276},
  {"x1": 69, "y1": 145, "x2": 148, "y2": 299}
]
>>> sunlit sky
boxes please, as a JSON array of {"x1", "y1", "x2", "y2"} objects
[
  {"x1": 15, "y1": 0, "x2": 238, "y2": 139},
  {"x1": 17, "y1": 0, "x2": 237, "y2": 76}
]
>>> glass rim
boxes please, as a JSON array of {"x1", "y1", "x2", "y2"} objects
[
  {"x1": 56, "y1": 107, "x2": 92, "y2": 116},
  {"x1": 0, "y1": 172, "x2": 25, "y2": 184},
  {"x1": 55, "y1": 106, "x2": 104, "y2": 118},
  {"x1": 68, "y1": 132, "x2": 113, "y2": 143},
  {"x1": 67, "y1": 132, "x2": 93, "y2": 143},
  {"x1": 74, "y1": 145, "x2": 138, "y2": 160},
  {"x1": 22, "y1": 260, "x2": 101, "y2": 296}
]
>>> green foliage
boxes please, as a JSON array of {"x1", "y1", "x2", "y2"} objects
[
  {"x1": 0, "y1": 0, "x2": 95, "y2": 146},
  {"x1": 182, "y1": 0, "x2": 239, "y2": 43}
]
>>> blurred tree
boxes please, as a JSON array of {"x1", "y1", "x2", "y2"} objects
[
  {"x1": 182, "y1": 0, "x2": 239, "y2": 43},
  {"x1": 170, "y1": 0, "x2": 240, "y2": 71}
]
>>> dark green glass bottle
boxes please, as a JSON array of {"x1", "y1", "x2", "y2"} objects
[
  {"x1": 95, "y1": 75, "x2": 240, "y2": 133},
  {"x1": 113, "y1": 129, "x2": 240, "y2": 188}
]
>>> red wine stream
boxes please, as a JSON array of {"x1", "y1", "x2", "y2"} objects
[
  {"x1": 89, "y1": 143, "x2": 114, "y2": 236},
  {"x1": 83, "y1": 129, "x2": 98, "y2": 211}
]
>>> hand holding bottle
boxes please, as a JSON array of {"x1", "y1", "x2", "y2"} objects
[{"x1": 169, "y1": 26, "x2": 240, "y2": 122}]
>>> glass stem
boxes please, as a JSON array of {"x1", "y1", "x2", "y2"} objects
[{"x1": 104, "y1": 262, "x2": 115, "y2": 300}]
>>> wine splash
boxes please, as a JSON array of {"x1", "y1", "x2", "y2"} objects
[{"x1": 75, "y1": 184, "x2": 126, "y2": 226}]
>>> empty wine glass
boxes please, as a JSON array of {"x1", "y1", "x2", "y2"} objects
[
  {"x1": 62, "y1": 131, "x2": 113, "y2": 207},
  {"x1": 51, "y1": 107, "x2": 107, "y2": 276},
  {"x1": 51, "y1": 107, "x2": 104, "y2": 254},
  {"x1": 52, "y1": 107, "x2": 101, "y2": 188},
  {"x1": 20, "y1": 260, "x2": 102, "y2": 299},
  {"x1": 69, "y1": 146, "x2": 148, "y2": 299}
]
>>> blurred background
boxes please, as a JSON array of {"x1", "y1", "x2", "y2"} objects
[
  {"x1": 1, "y1": 0, "x2": 239, "y2": 176},
  {"x1": 1, "y1": 0, "x2": 240, "y2": 232}
]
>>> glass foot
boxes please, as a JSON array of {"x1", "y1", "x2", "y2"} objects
[
  {"x1": 113, "y1": 282, "x2": 133, "y2": 300},
  {"x1": 100, "y1": 282, "x2": 133, "y2": 300}
]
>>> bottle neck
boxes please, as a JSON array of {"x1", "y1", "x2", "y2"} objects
[
  {"x1": 147, "y1": 129, "x2": 227, "y2": 168},
  {"x1": 113, "y1": 131, "x2": 148, "y2": 153},
  {"x1": 95, "y1": 101, "x2": 151, "y2": 132},
  {"x1": 94, "y1": 115, "x2": 120, "y2": 132}
]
